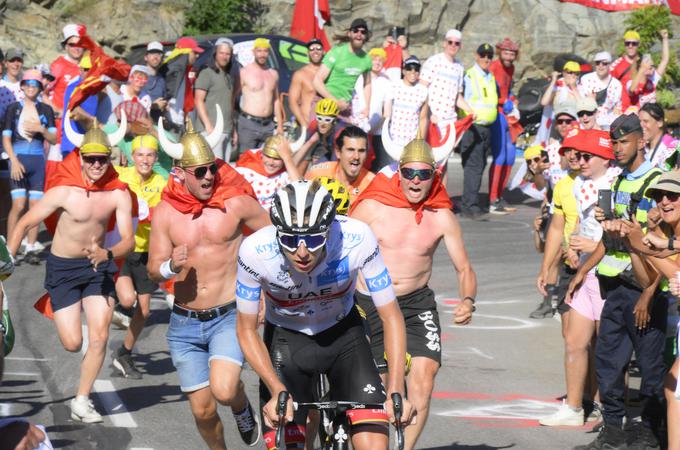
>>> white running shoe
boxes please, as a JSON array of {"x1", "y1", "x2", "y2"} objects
[
  {"x1": 539, "y1": 400, "x2": 584, "y2": 426},
  {"x1": 70, "y1": 396, "x2": 103, "y2": 423},
  {"x1": 31, "y1": 241, "x2": 46, "y2": 252},
  {"x1": 111, "y1": 310, "x2": 131, "y2": 329}
]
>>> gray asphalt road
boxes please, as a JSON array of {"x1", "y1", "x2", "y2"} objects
[{"x1": 0, "y1": 159, "x2": 600, "y2": 449}]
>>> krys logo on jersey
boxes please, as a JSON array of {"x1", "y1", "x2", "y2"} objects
[
  {"x1": 316, "y1": 256, "x2": 350, "y2": 285},
  {"x1": 341, "y1": 230, "x2": 364, "y2": 249}
]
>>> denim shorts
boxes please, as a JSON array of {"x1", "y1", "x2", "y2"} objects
[{"x1": 166, "y1": 306, "x2": 243, "y2": 392}]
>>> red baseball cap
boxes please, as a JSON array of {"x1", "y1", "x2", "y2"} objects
[
  {"x1": 176, "y1": 37, "x2": 204, "y2": 53},
  {"x1": 559, "y1": 128, "x2": 613, "y2": 160}
]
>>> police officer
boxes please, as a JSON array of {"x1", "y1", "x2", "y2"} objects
[
  {"x1": 568, "y1": 114, "x2": 666, "y2": 450},
  {"x1": 459, "y1": 43, "x2": 498, "y2": 219}
]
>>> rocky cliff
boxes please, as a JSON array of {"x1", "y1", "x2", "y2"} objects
[{"x1": 1, "y1": 0, "x2": 678, "y2": 81}]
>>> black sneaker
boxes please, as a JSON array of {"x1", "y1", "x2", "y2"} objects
[
  {"x1": 233, "y1": 401, "x2": 261, "y2": 447},
  {"x1": 25, "y1": 251, "x2": 41, "y2": 265},
  {"x1": 112, "y1": 351, "x2": 142, "y2": 379},
  {"x1": 573, "y1": 424, "x2": 627, "y2": 450},
  {"x1": 627, "y1": 421, "x2": 659, "y2": 450},
  {"x1": 489, "y1": 200, "x2": 509, "y2": 215}
]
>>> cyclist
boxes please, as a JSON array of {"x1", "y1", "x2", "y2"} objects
[{"x1": 235, "y1": 180, "x2": 414, "y2": 450}]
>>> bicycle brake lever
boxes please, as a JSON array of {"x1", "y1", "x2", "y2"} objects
[{"x1": 275, "y1": 391, "x2": 290, "y2": 450}]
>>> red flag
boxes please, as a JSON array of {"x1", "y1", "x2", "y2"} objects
[
  {"x1": 290, "y1": 0, "x2": 331, "y2": 51},
  {"x1": 67, "y1": 34, "x2": 131, "y2": 111},
  {"x1": 559, "y1": 0, "x2": 679, "y2": 14}
]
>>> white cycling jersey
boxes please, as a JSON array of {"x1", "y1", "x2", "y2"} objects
[{"x1": 236, "y1": 216, "x2": 396, "y2": 335}]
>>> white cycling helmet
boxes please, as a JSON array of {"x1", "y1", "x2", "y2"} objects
[{"x1": 270, "y1": 180, "x2": 336, "y2": 234}]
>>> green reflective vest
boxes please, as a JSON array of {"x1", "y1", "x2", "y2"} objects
[{"x1": 464, "y1": 66, "x2": 498, "y2": 125}]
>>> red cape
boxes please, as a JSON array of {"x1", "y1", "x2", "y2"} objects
[
  {"x1": 162, "y1": 160, "x2": 257, "y2": 216},
  {"x1": 236, "y1": 150, "x2": 285, "y2": 178},
  {"x1": 350, "y1": 169, "x2": 452, "y2": 224}
]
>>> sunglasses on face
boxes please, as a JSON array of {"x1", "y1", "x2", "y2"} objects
[
  {"x1": 82, "y1": 155, "x2": 109, "y2": 166},
  {"x1": 351, "y1": 28, "x2": 368, "y2": 35},
  {"x1": 624, "y1": 41, "x2": 639, "y2": 47},
  {"x1": 309, "y1": 46, "x2": 323, "y2": 52},
  {"x1": 186, "y1": 163, "x2": 218, "y2": 179},
  {"x1": 564, "y1": 71, "x2": 579, "y2": 76},
  {"x1": 572, "y1": 152, "x2": 594, "y2": 162},
  {"x1": 528, "y1": 157, "x2": 543, "y2": 164},
  {"x1": 277, "y1": 232, "x2": 327, "y2": 253},
  {"x1": 595, "y1": 61, "x2": 610, "y2": 66},
  {"x1": 403, "y1": 64, "x2": 420, "y2": 72},
  {"x1": 578, "y1": 110, "x2": 595, "y2": 118},
  {"x1": 65, "y1": 42, "x2": 79, "y2": 48},
  {"x1": 556, "y1": 119, "x2": 573, "y2": 125},
  {"x1": 479, "y1": 54, "x2": 493, "y2": 60},
  {"x1": 400, "y1": 167, "x2": 434, "y2": 181},
  {"x1": 316, "y1": 115, "x2": 335, "y2": 124},
  {"x1": 447, "y1": 40, "x2": 461, "y2": 47},
  {"x1": 651, "y1": 191, "x2": 680, "y2": 203}
]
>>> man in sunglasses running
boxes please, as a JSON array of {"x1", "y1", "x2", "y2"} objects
[
  {"x1": 350, "y1": 134, "x2": 476, "y2": 450},
  {"x1": 150, "y1": 115, "x2": 271, "y2": 448},
  {"x1": 236, "y1": 179, "x2": 413, "y2": 449}
]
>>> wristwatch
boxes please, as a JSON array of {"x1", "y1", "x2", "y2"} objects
[
  {"x1": 107, "y1": 250, "x2": 114, "y2": 261},
  {"x1": 463, "y1": 296, "x2": 477, "y2": 312},
  {"x1": 669, "y1": 234, "x2": 675, "y2": 251}
]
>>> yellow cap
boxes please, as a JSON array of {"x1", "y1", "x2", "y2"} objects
[
  {"x1": 623, "y1": 30, "x2": 640, "y2": 42},
  {"x1": 524, "y1": 145, "x2": 543, "y2": 160},
  {"x1": 79, "y1": 52, "x2": 92, "y2": 69},
  {"x1": 368, "y1": 48, "x2": 387, "y2": 60},
  {"x1": 131, "y1": 134, "x2": 158, "y2": 152},
  {"x1": 563, "y1": 61, "x2": 580, "y2": 72},
  {"x1": 253, "y1": 38, "x2": 271, "y2": 50}
]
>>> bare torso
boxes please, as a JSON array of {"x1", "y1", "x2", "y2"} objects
[
  {"x1": 356, "y1": 200, "x2": 444, "y2": 296},
  {"x1": 50, "y1": 186, "x2": 122, "y2": 258},
  {"x1": 240, "y1": 63, "x2": 279, "y2": 118},
  {"x1": 291, "y1": 64, "x2": 320, "y2": 123},
  {"x1": 154, "y1": 199, "x2": 244, "y2": 309}
]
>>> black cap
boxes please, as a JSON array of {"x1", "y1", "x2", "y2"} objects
[
  {"x1": 610, "y1": 114, "x2": 642, "y2": 140},
  {"x1": 403, "y1": 55, "x2": 421, "y2": 67},
  {"x1": 306, "y1": 38, "x2": 323, "y2": 49},
  {"x1": 350, "y1": 18, "x2": 369, "y2": 31},
  {"x1": 476, "y1": 43, "x2": 494, "y2": 57}
]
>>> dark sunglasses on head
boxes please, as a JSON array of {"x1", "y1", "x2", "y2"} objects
[
  {"x1": 651, "y1": 190, "x2": 680, "y2": 203},
  {"x1": 447, "y1": 40, "x2": 461, "y2": 47},
  {"x1": 595, "y1": 61, "x2": 610, "y2": 66},
  {"x1": 82, "y1": 155, "x2": 109, "y2": 165},
  {"x1": 351, "y1": 28, "x2": 368, "y2": 35},
  {"x1": 186, "y1": 163, "x2": 218, "y2": 179},
  {"x1": 400, "y1": 167, "x2": 434, "y2": 181},
  {"x1": 556, "y1": 118, "x2": 573, "y2": 125},
  {"x1": 277, "y1": 232, "x2": 327, "y2": 253},
  {"x1": 577, "y1": 110, "x2": 595, "y2": 118},
  {"x1": 403, "y1": 64, "x2": 420, "y2": 72},
  {"x1": 572, "y1": 152, "x2": 594, "y2": 162},
  {"x1": 624, "y1": 41, "x2": 639, "y2": 47}
]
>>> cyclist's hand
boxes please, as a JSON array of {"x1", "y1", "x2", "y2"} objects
[
  {"x1": 385, "y1": 395, "x2": 416, "y2": 426},
  {"x1": 263, "y1": 393, "x2": 294, "y2": 429}
]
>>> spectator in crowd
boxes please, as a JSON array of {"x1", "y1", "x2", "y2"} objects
[
  {"x1": 544, "y1": 102, "x2": 578, "y2": 190},
  {"x1": 626, "y1": 29, "x2": 670, "y2": 111},
  {"x1": 382, "y1": 26, "x2": 409, "y2": 82},
  {"x1": 364, "y1": 47, "x2": 391, "y2": 168},
  {"x1": 294, "y1": 98, "x2": 340, "y2": 172},
  {"x1": 540, "y1": 129, "x2": 617, "y2": 427},
  {"x1": 578, "y1": 51, "x2": 622, "y2": 130},
  {"x1": 383, "y1": 56, "x2": 429, "y2": 162},
  {"x1": 289, "y1": 38, "x2": 325, "y2": 129},
  {"x1": 121, "y1": 65, "x2": 152, "y2": 112},
  {"x1": 3, "y1": 70, "x2": 57, "y2": 265},
  {"x1": 235, "y1": 135, "x2": 301, "y2": 209},
  {"x1": 142, "y1": 41, "x2": 167, "y2": 104},
  {"x1": 0, "y1": 49, "x2": 25, "y2": 121},
  {"x1": 610, "y1": 29, "x2": 641, "y2": 111},
  {"x1": 488, "y1": 37, "x2": 520, "y2": 215},
  {"x1": 305, "y1": 125, "x2": 374, "y2": 203},
  {"x1": 162, "y1": 36, "x2": 203, "y2": 129},
  {"x1": 541, "y1": 61, "x2": 582, "y2": 109},
  {"x1": 194, "y1": 37, "x2": 235, "y2": 161},
  {"x1": 237, "y1": 38, "x2": 283, "y2": 154},
  {"x1": 459, "y1": 44, "x2": 498, "y2": 219},
  {"x1": 313, "y1": 18, "x2": 372, "y2": 120},
  {"x1": 420, "y1": 29, "x2": 473, "y2": 135},
  {"x1": 576, "y1": 97, "x2": 599, "y2": 131},
  {"x1": 640, "y1": 102, "x2": 679, "y2": 171},
  {"x1": 60, "y1": 53, "x2": 98, "y2": 157}
]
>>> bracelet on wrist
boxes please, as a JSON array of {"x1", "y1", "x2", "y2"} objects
[{"x1": 159, "y1": 258, "x2": 179, "y2": 279}]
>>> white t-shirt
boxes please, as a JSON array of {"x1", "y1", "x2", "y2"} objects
[
  {"x1": 578, "y1": 72, "x2": 622, "y2": 130},
  {"x1": 386, "y1": 80, "x2": 428, "y2": 145},
  {"x1": 367, "y1": 72, "x2": 391, "y2": 135},
  {"x1": 420, "y1": 52, "x2": 464, "y2": 122},
  {"x1": 235, "y1": 159, "x2": 290, "y2": 210}
]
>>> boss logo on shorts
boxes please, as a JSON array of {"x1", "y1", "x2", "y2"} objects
[{"x1": 418, "y1": 310, "x2": 441, "y2": 352}]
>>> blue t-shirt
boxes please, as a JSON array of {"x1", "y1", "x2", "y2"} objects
[
  {"x1": 142, "y1": 74, "x2": 166, "y2": 102},
  {"x1": 61, "y1": 76, "x2": 99, "y2": 156}
]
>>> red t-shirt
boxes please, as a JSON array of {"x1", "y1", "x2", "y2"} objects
[
  {"x1": 489, "y1": 60, "x2": 514, "y2": 107},
  {"x1": 50, "y1": 56, "x2": 80, "y2": 111},
  {"x1": 383, "y1": 43, "x2": 403, "y2": 70},
  {"x1": 609, "y1": 56, "x2": 633, "y2": 81}
]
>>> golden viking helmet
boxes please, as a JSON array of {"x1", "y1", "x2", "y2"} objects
[
  {"x1": 158, "y1": 106, "x2": 224, "y2": 167},
  {"x1": 399, "y1": 129, "x2": 435, "y2": 167},
  {"x1": 64, "y1": 110, "x2": 127, "y2": 155},
  {"x1": 262, "y1": 135, "x2": 284, "y2": 159}
]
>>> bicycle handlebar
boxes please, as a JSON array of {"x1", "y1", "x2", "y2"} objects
[
  {"x1": 392, "y1": 392, "x2": 405, "y2": 450},
  {"x1": 275, "y1": 391, "x2": 290, "y2": 450}
]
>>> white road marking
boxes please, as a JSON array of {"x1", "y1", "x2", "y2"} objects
[
  {"x1": 444, "y1": 346, "x2": 494, "y2": 360},
  {"x1": 0, "y1": 403, "x2": 12, "y2": 415},
  {"x1": 444, "y1": 313, "x2": 542, "y2": 330},
  {"x1": 93, "y1": 380, "x2": 137, "y2": 428},
  {"x1": 436, "y1": 398, "x2": 561, "y2": 420},
  {"x1": 3, "y1": 371, "x2": 40, "y2": 376},
  {"x1": 6, "y1": 356, "x2": 51, "y2": 361}
]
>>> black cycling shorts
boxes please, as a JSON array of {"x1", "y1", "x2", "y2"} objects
[
  {"x1": 355, "y1": 286, "x2": 442, "y2": 371},
  {"x1": 260, "y1": 307, "x2": 387, "y2": 437},
  {"x1": 119, "y1": 252, "x2": 158, "y2": 295}
]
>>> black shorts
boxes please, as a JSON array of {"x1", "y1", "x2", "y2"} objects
[
  {"x1": 355, "y1": 286, "x2": 442, "y2": 370},
  {"x1": 260, "y1": 307, "x2": 386, "y2": 431},
  {"x1": 44, "y1": 253, "x2": 117, "y2": 312},
  {"x1": 119, "y1": 252, "x2": 157, "y2": 295},
  {"x1": 555, "y1": 264, "x2": 576, "y2": 315}
]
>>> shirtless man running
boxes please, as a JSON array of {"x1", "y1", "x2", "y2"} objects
[
  {"x1": 7, "y1": 117, "x2": 133, "y2": 423},
  {"x1": 350, "y1": 135, "x2": 477, "y2": 450},
  {"x1": 288, "y1": 39, "x2": 325, "y2": 129},
  {"x1": 151, "y1": 112, "x2": 270, "y2": 449},
  {"x1": 237, "y1": 38, "x2": 283, "y2": 155}
]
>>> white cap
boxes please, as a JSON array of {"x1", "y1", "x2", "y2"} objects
[
  {"x1": 129, "y1": 64, "x2": 151, "y2": 77},
  {"x1": 445, "y1": 29, "x2": 462, "y2": 41},
  {"x1": 594, "y1": 51, "x2": 612, "y2": 63},
  {"x1": 62, "y1": 24, "x2": 83, "y2": 43},
  {"x1": 146, "y1": 41, "x2": 164, "y2": 53}
]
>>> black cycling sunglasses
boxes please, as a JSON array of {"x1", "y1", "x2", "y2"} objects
[
  {"x1": 624, "y1": 41, "x2": 639, "y2": 47},
  {"x1": 82, "y1": 155, "x2": 109, "y2": 166},
  {"x1": 577, "y1": 110, "x2": 595, "y2": 118},
  {"x1": 403, "y1": 64, "x2": 420, "y2": 72},
  {"x1": 400, "y1": 167, "x2": 434, "y2": 181},
  {"x1": 186, "y1": 163, "x2": 218, "y2": 179},
  {"x1": 572, "y1": 152, "x2": 594, "y2": 163},
  {"x1": 651, "y1": 190, "x2": 680, "y2": 203}
]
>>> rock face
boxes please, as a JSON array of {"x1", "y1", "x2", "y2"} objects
[{"x1": 1, "y1": 0, "x2": 678, "y2": 81}]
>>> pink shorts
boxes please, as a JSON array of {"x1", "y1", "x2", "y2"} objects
[{"x1": 569, "y1": 272, "x2": 605, "y2": 321}]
